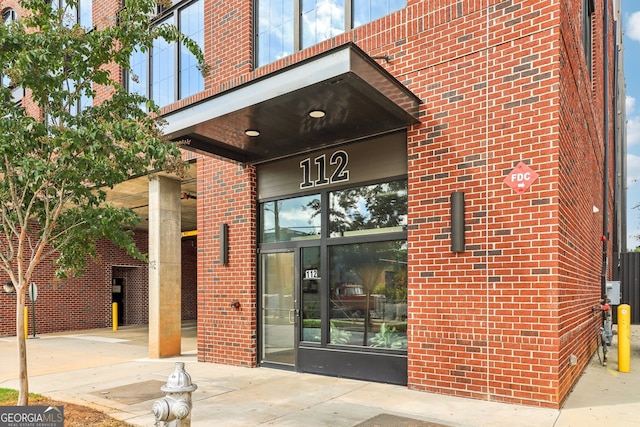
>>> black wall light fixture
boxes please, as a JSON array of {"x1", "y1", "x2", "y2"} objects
[
  {"x1": 220, "y1": 223, "x2": 229, "y2": 265},
  {"x1": 451, "y1": 192, "x2": 465, "y2": 253}
]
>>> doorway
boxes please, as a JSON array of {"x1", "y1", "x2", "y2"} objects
[
  {"x1": 260, "y1": 251, "x2": 296, "y2": 365},
  {"x1": 112, "y1": 278, "x2": 125, "y2": 326},
  {"x1": 258, "y1": 242, "x2": 408, "y2": 384},
  {"x1": 259, "y1": 247, "x2": 323, "y2": 368}
]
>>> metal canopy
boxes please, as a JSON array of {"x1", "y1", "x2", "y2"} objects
[
  {"x1": 163, "y1": 43, "x2": 421, "y2": 164},
  {"x1": 104, "y1": 44, "x2": 420, "y2": 233}
]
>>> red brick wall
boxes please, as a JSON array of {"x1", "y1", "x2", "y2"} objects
[
  {"x1": 2, "y1": 0, "x2": 617, "y2": 409},
  {"x1": 186, "y1": 0, "x2": 615, "y2": 408},
  {"x1": 555, "y1": 0, "x2": 616, "y2": 401},
  {"x1": 182, "y1": 236, "x2": 198, "y2": 320},
  {"x1": 0, "y1": 234, "x2": 198, "y2": 335},
  {"x1": 196, "y1": 156, "x2": 257, "y2": 367},
  {"x1": 0, "y1": 235, "x2": 146, "y2": 336},
  {"x1": 404, "y1": 1, "x2": 565, "y2": 406}
]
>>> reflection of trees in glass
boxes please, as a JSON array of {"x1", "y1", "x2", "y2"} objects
[
  {"x1": 374, "y1": 267, "x2": 407, "y2": 303},
  {"x1": 261, "y1": 195, "x2": 321, "y2": 242},
  {"x1": 303, "y1": 196, "x2": 321, "y2": 224},
  {"x1": 302, "y1": 246, "x2": 321, "y2": 322},
  {"x1": 262, "y1": 200, "x2": 282, "y2": 241},
  {"x1": 330, "y1": 240, "x2": 406, "y2": 345},
  {"x1": 329, "y1": 180, "x2": 407, "y2": 236}
]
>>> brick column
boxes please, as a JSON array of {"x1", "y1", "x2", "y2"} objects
[{"x1": 148, "y1": 174, "x2": 181, "y2": 358}]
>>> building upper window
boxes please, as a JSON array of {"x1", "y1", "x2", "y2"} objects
[
  {"x1": 79, "y1": 0, "x2": 92, "y2": 29},
  {"x1": 256, "y1": 0, "x2": 405, "y2": 67},
  {"x1": 260, "y1": 194, "x2": 322, "y2": 242},
  {"x1": 128, "y1": 0, "x2": 204, "y2": 109},
  {"x1": 329, "y1": 179, "x2": 407, "y2": 237},
  {"x1": 50, "y1": 0, "x2": 94, "y2": 113},
  {"x1": 2, "y1": 8, "x2": 23, "y2": 104},
  {"x1": 2, "y1": 8, "x2": 16, "y2": 23},
  {"x1": 51, "y1": 0, "x2": 93, "y2": 30},
  {"x1": 582, "y1": 0, "x2": 594, "y2": 79}
]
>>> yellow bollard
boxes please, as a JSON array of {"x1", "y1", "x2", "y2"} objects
[
  {"x1": 618, "y1": 304, "x2": 631, "y2": 373},
  {"x1": 24, "y1": 307, "x2": 28, "y2": 339},
  {"x1": 112, "y1": 302, "x2": 118, "y2": 331}
]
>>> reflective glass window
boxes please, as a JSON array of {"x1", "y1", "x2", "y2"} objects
[
  {"x1": 179, "y1": 0, "x2": 204, "y2": 99},
  {"x1": 582, "y1": 0, "x2": 594, "y2": 77},
  {"x1": 45, "y1": 1, "x2": 93, "y2": 112},
  {"x1": 128, "y1": 45, "x2": 147, "y2": 98},
  {"x1": 301, "y1": 246, "x2": 322, "y2": 342},
  {"x1": 2, "y1": 8, "x2": 16, "y2": 22},
  {"x1": 329, "y1": 240, "x2": 407, "y2": 348},
  {"x1": 51, "y1": 0, "x2": 91, "y2": 29},
  {"x1": 301, "y1": 0, "x2": 345, "y2": 49},
  {"x1": 1, "y1": 9, "x2": 17, "y2": 95},
  {"x1": 152, "y1": 17, "x2": 176, "y2": 108},
  {"x1": 130, "y1": 0, "x2": 204, "y2": 106},
  {"x1": 260, "y1": 194, "x2": 321, "y2": 242},
  {"x1": 257, "y1": 0, "x2": 406, "y2": 67},
  {"x1": 329, "y1": 179, "x2": 407, "y2": 237},
  {"x1": 257, "y1": 0, "x2": 295, "y2": 67},
  {"x1": 65, "y1": 79, "x2": 92, "y2": 115},
  {"x1": 79, "y1": 0, "x2": 92, "y2": 29},
  {"x1": 353, "y1": 0, "x2": 404, "y2": 27}
]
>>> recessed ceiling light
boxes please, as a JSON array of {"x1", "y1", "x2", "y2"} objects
[
  {"x1": 245, "y1": 129, "x2": 260, "y2": 137},
  {"x1": 309, "y1": 110, "x2": 326, "y2": 118}
]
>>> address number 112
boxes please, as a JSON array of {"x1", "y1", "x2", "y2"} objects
[{"x1": 299, "y1": 150, "x2": 350, "y2": 189}]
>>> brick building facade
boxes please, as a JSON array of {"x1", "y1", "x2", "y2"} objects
[
  {"x1": 0, "y1": 234, "x2": 197, "y2": 336},
  {"x1": 1, "y1": 0, "x2": 626, "y2": 409}
]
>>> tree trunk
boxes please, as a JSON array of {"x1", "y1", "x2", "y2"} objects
[{"x1": 16, "y1": 285, "x2": 29, "y2": 406}]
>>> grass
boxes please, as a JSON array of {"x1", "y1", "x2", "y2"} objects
[
  {"x1": 0, "y1": 388, "x2": 134, "y2": 426},
  {"x1": 0, "y1": 388, "x2": 43, "y2": 405}
]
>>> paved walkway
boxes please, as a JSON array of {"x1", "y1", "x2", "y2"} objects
[{"x1": 1, "y1": 323, "x2": 639, "y2": 426}]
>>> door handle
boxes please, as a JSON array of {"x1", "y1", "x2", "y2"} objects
[{"x1": 288, "y1": 309, "x2": 299, "y2": 324}]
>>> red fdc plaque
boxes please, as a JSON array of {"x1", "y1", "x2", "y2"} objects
[{"x1": 504, "y1": 162, "x2": 538, "y2": 194}]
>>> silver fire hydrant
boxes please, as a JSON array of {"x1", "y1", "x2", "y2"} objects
[{"x1": 152, "y1": 362, "x2": 198, "y2": 427}]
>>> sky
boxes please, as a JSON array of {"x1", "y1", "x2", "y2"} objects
[{"x1": 624, "y1": 0, "x2": 640, "y2": 250}]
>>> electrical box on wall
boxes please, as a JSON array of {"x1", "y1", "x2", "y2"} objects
[{"x1": 606, "y1": 281, "x2": 621, "y2": 305}]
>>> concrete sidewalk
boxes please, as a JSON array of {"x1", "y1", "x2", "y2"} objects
[{"x1": 1, "y1": 323, "x2": 639, "y2": 427}]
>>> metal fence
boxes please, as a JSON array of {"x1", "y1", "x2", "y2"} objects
[{"x1": 618, "y1": 252, "x2": 640, "y2": 324}]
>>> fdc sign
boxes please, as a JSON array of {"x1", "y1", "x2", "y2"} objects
[{"x1": 504, "y1": 162, "x2": 538, "y2": 194}]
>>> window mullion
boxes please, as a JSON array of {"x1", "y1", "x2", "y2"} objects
[
  {"x1": 345, "y1": 0, "x2": 352, "y2": 31},
  {"x1": 146, "y1": 48, "x2": 151, "y2": 100},
  {"x1": 173, "y1": 10, "x2": 180, "y2": 103},
  {"x1": 294, "y1": 0, "x2": 301, "y2": 53}
]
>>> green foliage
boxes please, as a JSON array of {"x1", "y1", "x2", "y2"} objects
[
  {"x1": 0, "y1": 0, "x2": 207, "y2": 405},
  {"x1": 328, "y1": 180, "x2": 407, "y2": 233},
  {"x1": 303, "y1": 319, "x2": 321, "y2": 328},
  {"x1": 370, "y1": 323, "x2": 407, "y2": 349},
  {"x1": 0, "y1": 0, "x2": 207, "y2": 281},
  {"x1": 372, "y1": 268, "x2": 407, "y2": 302},
  {"x1": 0, "y1": 388, "x2": 43, "y2": 405},
  {"x1": 329, "y1": 320, "x2": 352, "y2": 344}
]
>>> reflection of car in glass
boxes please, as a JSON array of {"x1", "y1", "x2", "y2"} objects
[
  {"x1": 302, "y1": 280, "x2": 318, "y2": 293},
  {"x1": 332, "y1": 283, "x2": 385, "y2": 318}
]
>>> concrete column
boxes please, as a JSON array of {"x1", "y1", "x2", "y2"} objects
[{"x1": 148, "y1": 175, "x2": 182, "y2": 358}]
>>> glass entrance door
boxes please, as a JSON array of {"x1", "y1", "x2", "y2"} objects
[{"x1": 260, "y1": 251, "x2": 296, "y2": 365}]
